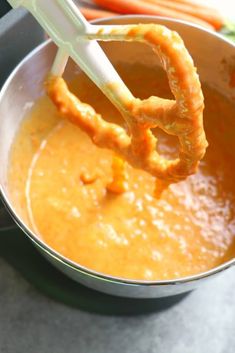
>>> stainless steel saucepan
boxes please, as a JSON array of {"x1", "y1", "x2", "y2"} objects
[{"x1": 0, "y1": 16, "x2": 235, "y2": 298}]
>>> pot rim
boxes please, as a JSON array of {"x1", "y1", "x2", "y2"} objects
[{"x1": 1, "y1": 14, "x2": 235, "y2": 287}]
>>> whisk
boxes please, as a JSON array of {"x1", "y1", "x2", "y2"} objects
[
  {"x1": 8, "y1": 0, "x2": 135, "y2": 118},
  {"x1": 7, "y1": 0, "x2": 208, "y2": 196}
]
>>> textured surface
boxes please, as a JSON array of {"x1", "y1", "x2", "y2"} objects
[
  {"x1": 0, "y1": 256, "x2": 235, "y2": 353},
  {"x1": 8, "y1": 69, "x2": 235, "y2": 281}
]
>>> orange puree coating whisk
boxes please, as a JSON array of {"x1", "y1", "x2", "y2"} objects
[
  {"x1": 46, "y1": 24, "x2": 208, "y2": 197},
  {"x1": 9, "y1": 2, "x2": 207, "y2": 196}
]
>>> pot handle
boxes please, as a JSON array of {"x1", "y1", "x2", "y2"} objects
[{"x1": 0, "y1": 199, "x2": 16, "y2": 231}]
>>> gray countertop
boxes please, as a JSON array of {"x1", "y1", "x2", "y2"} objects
[{"x1": 0, "y1": 258, "x2": 234, "y2": 353}]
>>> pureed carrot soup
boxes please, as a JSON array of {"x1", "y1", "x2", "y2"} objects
[{"x1": 8, "y1": 63, "x2": 235, "y2": 280}]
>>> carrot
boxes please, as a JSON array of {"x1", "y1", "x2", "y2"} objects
[
  {"x1": 92, "y1": 0, "x2": 214, "y2": 30},
  {"x1": 165, "y1": 0, "x2": 214, "y2": 9},
  {"x1": 80, "y1": 7, "x2": 119, "y2": 21},
  {"x1": 145, "y1": 0, "x2": 224, "y2": 30}
]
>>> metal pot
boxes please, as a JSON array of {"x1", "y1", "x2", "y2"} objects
[{"x1": 1, "y1": 15, "x2": 235, "y2": 298}]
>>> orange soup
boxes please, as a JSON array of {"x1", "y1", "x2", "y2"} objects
[{"x1": 8, "y1": 64, "x2": 235, "y2": 280}]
